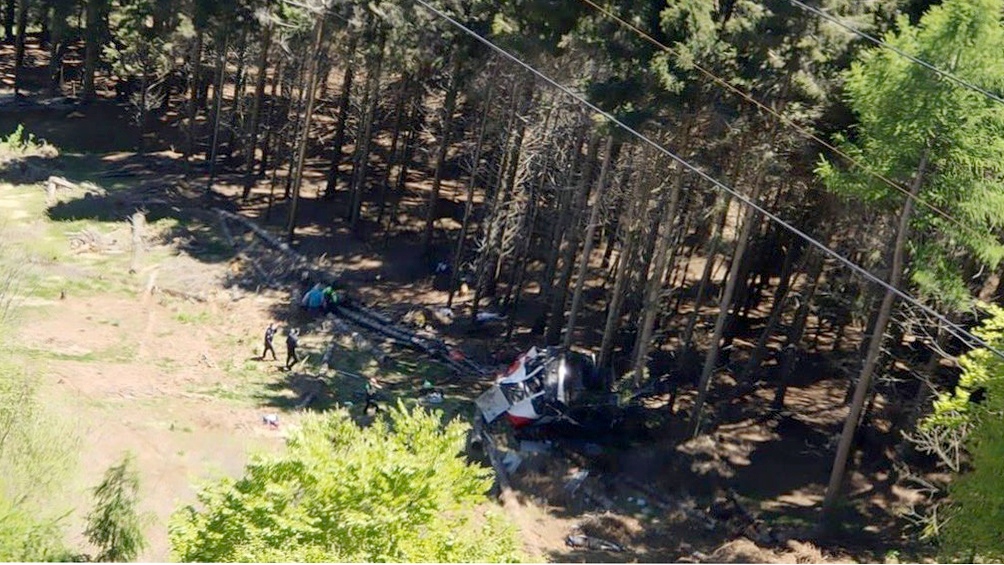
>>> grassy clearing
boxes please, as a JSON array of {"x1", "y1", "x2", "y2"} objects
[
  {"x1": 0, "y1": 182, "x2": 145, "y2": 300},
  {"x1": 12, "y1": 342, "x2": 139, "y2": 364}
]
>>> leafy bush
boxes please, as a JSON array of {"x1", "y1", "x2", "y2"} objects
[
  {"x1": 0, "y1": 125, "x2": 52, "y2": 156},
  {"x1": 935, "y1": 304, "x2": 1004, "y2": 561},
  {"x1": 169, "y1": 403, "x2": 525, "y2": 562}
]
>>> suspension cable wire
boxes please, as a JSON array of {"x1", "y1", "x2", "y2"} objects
[
  {"x1": 781, "y1": 0, "x2": 1004, "y2": 107},
  {"x1": 576, "y1": 0, "x2": 988, "y2": 243},
  {"x1": 406, "y1": 0, "x2": 1004, "y2": 359}
]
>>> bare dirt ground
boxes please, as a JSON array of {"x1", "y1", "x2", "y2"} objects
[{"x1": 2, "y1": 183, "x2": 301, "y2": 560}]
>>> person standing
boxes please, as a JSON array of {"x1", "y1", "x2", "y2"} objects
[
  {"x1": 285, "y1": 328, "x2": 300, "y2": 370},
  {"x1": 262, "y1": 323, "x2": 277, "y2": 360}
]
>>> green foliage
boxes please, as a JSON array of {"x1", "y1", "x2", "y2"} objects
[
  {"x1": 0, "y1": 366, "x2": 78, "y2": 561},
  {"x1": 924, "y1": 303, "x2": 1004, "y2": 430},
  {"x1": 169, "y1": 403, "x2": 525, "y2": 562},
  {"x1": 84, "y1": 452, "x2": 148, "y2": 562},
  {"x1": 935, "y1": 304, "x2": 1004, "y2": 560},
  {"x1": 0, "y1": 125, "x2": 48, "y2": 155},
  {"x1": 0, "y1": 244, "x2": 77, "y2": 561},
  {"x1": 817, "y1": 0, "x2": 1004, "y2": 309}
]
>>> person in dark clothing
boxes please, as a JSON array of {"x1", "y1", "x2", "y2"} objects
[
  {"x1": 285, "y1": 328, "x2": 300, "y2": 370},
  {"x1": 262, "y1": 323, "x2": 277, "y2": 360},
  {"x1": 364, "y1": 378, "x2": 382, "y2": 414}
]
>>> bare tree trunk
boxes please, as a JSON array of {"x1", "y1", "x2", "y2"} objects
[
  {"x1": 773, "y1": 250, "x2": 824, "y2": 408},
  {"x1": 324, "y1": 35, "x2": 357, "y2": 198},
  {"x1": 505, "y1": 180, "x2": 541, "y2": 339},
  {"x1": 383, "y1": 92, "x2": 423, "y2": 243},
  {"x1": 81, "y1": 0, "x2": 105, "y2": 102},
  {"x1": 129, "y1": 211, "x2": 146, "y2": 274},
  {"x1": 447, "y1": 79, "x2": 495, "y2": 308},
  {"x1": 283, "y1": 53, "x2": 308, "y2": 200},
  {"x1": 207, "y1": 33, "x2": 230, "y2": 191},
  {"x1": 137, "y1": 73, "x2": 149, "y2": 153},
  {"x1": 533, "y1": 125, "x2": 587, "y2": 333},
  {"x1": 630, "y1": 162, "x2": 685, "y2": 387},
  {"x1": 259, "y1": 59, "x2": 281, "y2": 176},
  {"x1": 348, "y1": 33, "x2": 385, "y2": 229},
  {"x1": 563, "y1": 135, "x2": 616, "y2": 350},
  {"x1": 240, "y1": 22, "x2": 273, "y2": 201},
  {"x1": 375, "y1": 75, "x2": 410, "y2": 222},
  {"x1": 3, "y1": 0, "x2": 14, "y2": 41},
  {"x1": 12, "y1": 0, "x2": 28, "y2": 95},
  {"x1": 821, "y1": 149, "x2": 929, "y2": 523},
  {"x1": 680, "y1": 192, "x2": 731, "y2": 354},
  {"x1": 285, "y1": 17, "x2": 325, "y2": 244},
  {"x1": 38, "y1": 0, "x2": 49, "y2": 46},
  {"x1": 490, "y1": 81, "x2": 535, "y2": 290},
  {"x1": 687, "y1": 165, "x2": 767, "y2": 437},
  {"x1": 741, "y1": 240, "x2": 800, "y2": 379},
  {"x1": 185, "y1": 28, "x2": 204, "y2": 164},
  {"x1": 422, "y1": 55, "x2": 463, "y2": 252},
  {"x1": 46, "y1": 0, "x2": 69, "y2": 96},
  {"x1": 543, "y1": 134, "x2": 601, "y2": 345},
  {"x1": 598, "y1": 170, "x2": 648, "y2": 368}
]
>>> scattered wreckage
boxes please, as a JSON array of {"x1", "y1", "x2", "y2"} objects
[{"x1": 475, "y1": 346, "x2": 636, "y2": 437}]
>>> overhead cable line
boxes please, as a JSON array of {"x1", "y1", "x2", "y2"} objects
[
  {"x1": 405, "y1": 0, "x2": 1004, "y2": 360},
  {"x1": 576, "y1": 0, "x2": 988, "y2": 244},
  {"x1": 781, "y1": 0, "x2": 1004, "y2": 107}
]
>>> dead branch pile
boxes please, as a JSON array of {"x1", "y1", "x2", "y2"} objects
[{"x1": 68, "y1": 227, "x2": 121, "y2": 253}]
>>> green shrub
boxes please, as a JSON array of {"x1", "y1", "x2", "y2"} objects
[
  {"x1": 933, "y1": 304, "x2": 1004, "y2": 561},
  {"x1": 0, "y1": 125, "x2": 49, "y2": 155},
  {"x1": 84, "y1": 452, "x2": 148, "y2": 562},
  {"x1": 0, "y1": 366, "x2": 78, "y2": 561},
  {"x1": 169, "y1": 403, "x2": 525, "y2": 562},
  {"x1": 0, "y1": 244, "x2": 77, "y2": 561}
]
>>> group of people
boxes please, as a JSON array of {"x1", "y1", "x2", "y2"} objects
[
  {"x1": 301, "y1": 281, "x2": 342, "y2": 316},
  {"x1": 262, "y1": 322, "x2": 300, "y2": 370},
  {"x1": 261, "y1": 321, "x2": 384, "y2": 414}
]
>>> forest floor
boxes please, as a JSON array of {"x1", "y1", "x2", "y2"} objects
[{"x1": 0, "y1": 43, "x2": 938, "y2": 562}]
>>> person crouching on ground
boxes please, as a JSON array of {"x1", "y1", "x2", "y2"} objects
[
  {"x1": 301, "y1": 283, "x2": 325, "y2": 316},
  {"x1": 364, "y1": 378, "x2": 382, "y2": 414},
  {"x1": 322, "y1": 282, "x2": 339, "y2": 314}
]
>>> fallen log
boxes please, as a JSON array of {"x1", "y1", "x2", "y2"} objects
[
  {"x1": 158, "y1": 286, "x2": 207, "y2": 302},
  {"x1": 480, "y1": 429, "x2": 514, "y2": 500},
  {"x1": 238, "y1": 252, "x2": 274, "y2": 288},
  {"x1": 218, "y1": 215, "x2": 237, "y2": 249},
  {"x1": 295, "y1": 391, "x2": 317, "y2": 410},
  {"x1": 725, "y1": 488, "x2": 758, "y2": 525},
  {"x1": 216, "y1": 209, "x2": 306, "y2": 265},
  {"x1": 45, "y1": 175, "x2": 78, "y2": 203}
]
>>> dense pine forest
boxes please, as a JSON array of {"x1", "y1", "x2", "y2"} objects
[{"x1": 3, "y1": 0, "x2": 1004, "y2": 561}]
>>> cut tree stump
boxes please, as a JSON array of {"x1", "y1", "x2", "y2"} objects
[{"x1": 129, "y1": 211, "x2": 146, "y2": 274}]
